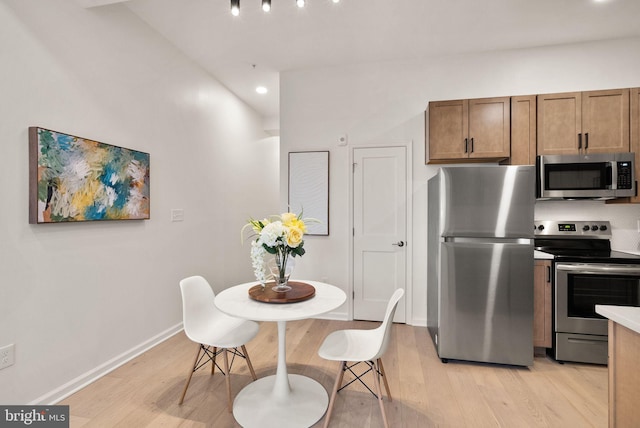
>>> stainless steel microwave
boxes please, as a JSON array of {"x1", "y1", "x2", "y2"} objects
[{"x1": 536, "y1": 152, "x2": 636, "y2": 200}]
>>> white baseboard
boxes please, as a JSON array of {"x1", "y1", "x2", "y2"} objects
[
  {"x1": 411, "y1": 317, "x2": 427, "y2": 327},
  {"x1": 30, "y1": 323, "x2": 184, "y2": 405}
]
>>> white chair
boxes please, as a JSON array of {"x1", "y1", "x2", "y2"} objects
[
  {"x1": 318, "y1": 288, "x2": 404, "y2": 428},
  {"x1": 178, "y1": 275, "x2": 259, "y2": 412}
]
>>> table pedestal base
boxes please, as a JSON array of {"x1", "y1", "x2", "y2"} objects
[{"x1": 233, "y1": 374, "x2": 328, "y2": 428}]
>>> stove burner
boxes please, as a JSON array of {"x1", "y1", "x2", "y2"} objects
[{"x1": 534, "y1": 220, "x2": 640, "y2": 264}]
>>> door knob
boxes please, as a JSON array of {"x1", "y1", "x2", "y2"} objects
[{"x1": 392, "y1": 241, "x2": 405, "y2": 247}]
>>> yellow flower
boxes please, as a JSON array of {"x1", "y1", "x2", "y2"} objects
[
  {"x1": 286, "y1": 226, "x2": 304, "y2": 248},
  {"x1": 281, "y1": 212, "x2": 307, "y2": 233},
  {"x1": 291, "y1": 218, "x2": 307, "y2": 233},
  {"x1": 281, "y1": 212, "x2": 297, "y2": 225}
]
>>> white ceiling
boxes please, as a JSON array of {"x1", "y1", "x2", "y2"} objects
[{"x1": 82, "y1": 0, "x2": 640, "y2": 127}]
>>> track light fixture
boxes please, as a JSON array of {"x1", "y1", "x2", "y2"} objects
[
  {"x1": 231, "y1": 0, "x2": 342, "y2": 16},
  {"x1": 231, "y1": 0, "x2": 240, "y2": 16}
]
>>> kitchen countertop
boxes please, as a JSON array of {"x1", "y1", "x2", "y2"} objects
[
  {"x1": 615, "y1": 249, "x2": 640, "y2": 256},
  {"x1": 534, "y1": 250, "x2": 554, "y2": 260},
  {"x1": 595, "y1": 305, "x2": 640, "y2": 334}
]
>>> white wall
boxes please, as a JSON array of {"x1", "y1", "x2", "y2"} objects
[
  {"x1": 280, "y1": 36, "x2": 640, "y2": 325},
  {"x1": 0, "y1": 1, "x2": 278, "y2": 404}
]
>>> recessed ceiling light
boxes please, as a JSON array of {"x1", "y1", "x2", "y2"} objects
[
  {"x1": 262, "y1": 0, "x2": 271, "y2": 12},
  {"x1": 256, "y1": 86, "x2": 268, "y2": 94},
  {"x1": 332, "y1": 0, "x2": 340, "y2": 3},
  {"x1": 297, "y1": 0, "x2": 305, "y2": 8}
]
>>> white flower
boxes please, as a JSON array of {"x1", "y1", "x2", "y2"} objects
[
  {"x1": 250, "y1": 240, "x2": 267, "y2": 283},
  {"x1": 258, "y1": 221, "x2": 285, "y2": 248}
]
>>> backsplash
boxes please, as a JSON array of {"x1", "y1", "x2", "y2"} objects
[{"x1": 535, "y1": 201, "x2": 640, "y2": 252}]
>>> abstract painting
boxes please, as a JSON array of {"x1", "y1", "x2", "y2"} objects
[
  {"x1": 29, "y1": 127, "x2": 150, "y2": 223},
  {"x1": 288, "y1": 151, "x2": 329, "y2": 235}
]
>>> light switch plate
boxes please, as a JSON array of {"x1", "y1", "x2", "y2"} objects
[
  {"x1": 171, "y1": 209, "x2": 184, "y2": 222},
  {"x1": 0, "y1": 344, "x2": 15, "y2": 370}
]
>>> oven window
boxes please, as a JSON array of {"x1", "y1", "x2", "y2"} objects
[
  {"x1": 545, "y1": 162, "x2": 610, "y2": 190},
  {"x1": 568, "y1": 275, "x2": 640, "y2": 318}
]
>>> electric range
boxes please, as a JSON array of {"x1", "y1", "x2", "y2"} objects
[{"x1": 534, "y1": 220, "x2": 640, "y2": 364}]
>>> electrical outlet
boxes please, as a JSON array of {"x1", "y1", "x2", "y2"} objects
[{"x1": 0, "y1": 344, "x2": 15, "y2": 370}]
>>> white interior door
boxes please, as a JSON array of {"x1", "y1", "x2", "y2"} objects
[{"x1": 353, "y1": 146, "x2": 406, "y2": 322}]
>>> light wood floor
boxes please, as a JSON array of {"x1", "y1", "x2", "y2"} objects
[{"x1": 62, "y1": 319, "x2": 608, "y2": 427}]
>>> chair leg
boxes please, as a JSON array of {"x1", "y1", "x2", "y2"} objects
[
  {"x1": 223, "y1": 349, "x2": 232, "y2": 413},
  {"x1": 211, "y1": 346, "x2": 217, "y2": 375},
  {"x1": 323, "y1": 361, "x2": 346, "y2": 428},
  {"x1": 370, "y1": 361, "x2": 389, "y2": 428},
  {"x1": 377, "y1": 358, "x2": 392, "y2": 401},
  {"x1": 179, "y1": 344, "x2": 202, "y2": 405},
  {"x1": 242, "y1": 345, "x2": 257, "y2": 381}
]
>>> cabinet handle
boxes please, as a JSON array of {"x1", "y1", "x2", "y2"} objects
[
  {"x1": 470, "y1": 137, "x2": 474, "y2": 153},
  {"x1": 585, "y1": 132, "x2": 589, "y2": 149},
  {"x1": 464, "y1": 138, "x2": 468, "y2": 153},
  {"x1": 578, "y1": 133, "x2": 582, "y2": 149},
  {"x1": 546, "y1": 266, "x2": 551, "y2": 283}
]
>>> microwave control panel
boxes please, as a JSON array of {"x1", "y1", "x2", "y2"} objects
[{"x1": 617, "y1": 161, "x2": 633, "y2": 189}]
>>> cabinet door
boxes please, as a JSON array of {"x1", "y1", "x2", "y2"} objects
[
  {"x1": 537, "y1": 92, "x2": 582, "y2": 155},
  {"x1": 509, "y1": 95, "x2": 537, "y2": 165},
  {"x1": 428, "y1": 100, "x2": 468, "y2": 161},
  {"x1": 533, "y1": 260, "x2": 552, "y2": 348},
  {"x1": 468, "y1": 97, "x2": 511, "y2": 159},
  {"x1": 582, "y1": 89, "x2": 630, "y2": 154},
  {"x1": 631, "y1": 88, "x2": 640, "y2": 203}
]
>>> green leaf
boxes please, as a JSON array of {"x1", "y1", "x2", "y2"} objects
[{"x1": 262, "y1": 244, "x2": 277, "y2": 254}]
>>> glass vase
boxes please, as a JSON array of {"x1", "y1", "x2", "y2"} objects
[{"x1": 267, "y1": 256, "x2": 295, "y2": 292}]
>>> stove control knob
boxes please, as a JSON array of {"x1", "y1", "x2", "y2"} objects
[
  {"x1": 537, "y1": 225, "x2": 545, "y2": 231},
  {"x1": 582, "y1": 225, "x2": 590, "y2": 231},
  {"x1": 591, "y1": 225, "x2": 599, "y2": 231},
  {"x1": 600, "y1": 225, "x2": 608, "y2": 231}
]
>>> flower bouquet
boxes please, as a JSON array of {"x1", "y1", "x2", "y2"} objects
[{"x1": 242, "y1": 212, "x2": 308, "y2": 292}]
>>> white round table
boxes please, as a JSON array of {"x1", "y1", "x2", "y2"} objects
[{"x1": 215, "y1": 280, "x2": 346, "y2": 428}]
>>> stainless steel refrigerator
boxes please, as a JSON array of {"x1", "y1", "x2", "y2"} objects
[{"x1": 427, "y1": 165, "x2": 535, "y2": 366}]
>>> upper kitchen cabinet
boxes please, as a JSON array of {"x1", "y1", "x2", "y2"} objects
[
  {"x1": 427, "y1": 97, "x2": 510, "y2": 163},
  {"x1": 537, "y1": 89, "x2": 630, "y2": 156},
  {"x1": 509, "y1": 95, "x2": 537, "y2": 165},
  {"x1": 629, "y1": 88, "x2": 640, "y2": 203}
]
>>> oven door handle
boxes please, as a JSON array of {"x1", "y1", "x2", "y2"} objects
[{"x1": 556, "y1": 263, "x2": 640, "y2": 275}]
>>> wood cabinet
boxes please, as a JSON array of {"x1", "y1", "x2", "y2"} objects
[
  {"x1": 630, "y1": 88, "x2": 640, "y2": 203},
  {"x1": 607, "y1": 319, "x2": 640, "y2": 427},
  {"x1": 427, "y1": 97, "x2": 510, "y2": 163},
  {"x1": 509, "y1": 95, "x2": 537, "y2": 165},
  {"x1": 533, "y1": 260, "x2": 552, "y2": 348},
  {"x1": 537, "y1": 89, "x2": 630, "y2": 156}
]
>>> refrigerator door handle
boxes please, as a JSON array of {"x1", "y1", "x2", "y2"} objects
[{"x1": 444, "y1": 237, "x2": 533, "y2": 245}]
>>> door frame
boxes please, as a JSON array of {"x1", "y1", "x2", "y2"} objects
[{"x1": 348, "y1": 141, "x2": 413, "y2": 324}]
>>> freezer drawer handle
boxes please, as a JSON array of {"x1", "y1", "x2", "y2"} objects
[{"x1": 392, "y1": 241, "x2": 405, "y2": 247}]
